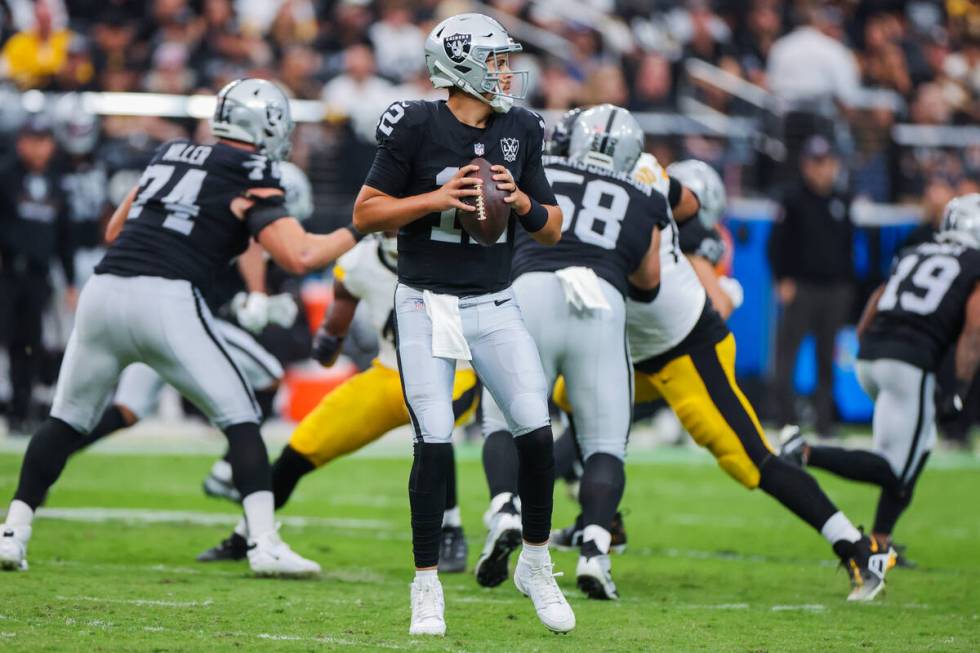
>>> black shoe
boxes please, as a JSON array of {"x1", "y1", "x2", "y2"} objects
[
  {"x1": 838, "y1": 534, "x2": 895, "y2": 601},
  {"x1": 551, "y1": 512, "x2": 627, "y2": 554},
  {"x1": 438, "y1": 526, "x2": 468, "y2": 573},
  {"x1": 777, "y1": 425, "x2": 808, "y2": 467},
  {"x1": 197, "y1": 532, "x2": 248, "y2": 562}
]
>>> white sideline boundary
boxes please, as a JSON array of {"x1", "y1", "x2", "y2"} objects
[{"x1": 56, "y1": 595, "x2": 214, "y2": 609}]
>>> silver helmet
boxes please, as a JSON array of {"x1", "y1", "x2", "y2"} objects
[
  {"x1": 567, "y1": 104, "x2": 644, "y2": 173},
  {"x1": 939, "y1": 193, "x2": 980, "y2": 249},
  {"x1": 278, "y1": 161, "x2": 313, "y2": 222},
  {"x1": 667, "y1": 159, "x2": 727, "y2": 228},
  {"x1": 51, "y1": 93, "x2": 100, "y2": 156},
  {"x1": 425, "y1": 13, "x2": 527, "y2": 113},
  {"x1": 210, "y1": 78, "x2": 294, "y2": 161},
  {"x1": 544, "y1": 107, "x2": 583, "y2": 157}
]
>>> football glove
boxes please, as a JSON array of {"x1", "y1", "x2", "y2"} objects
[
  {"x1": 267, "y1": 293, "x2": 299, "y2": 328},
  {"x1": 232, "y1": 291, "x2": 269, "y2": 334},
  {"x1": 937, "y1": 392, "x2": 964, "y2": 422},
  {"x1": 718, "y1": 276, "x2": 744, "y2": 310},
  {"x1": 312, "y1": 323, "x2": 344, "y2": 367}
]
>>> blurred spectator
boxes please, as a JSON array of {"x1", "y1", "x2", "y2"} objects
[
  {"x1": 581, "y1": 62, "x2": 628, "y2": 106},
  {"x1": 768, "y1": 136, "x2": 854, "y2": 437},
  {"x1": 145, "y1": 42, "x2": 196, "y2": 93},
  {"x1": 0, "y1": 116, "x2": 75, "y2": 433},
  {"x1": 321, "y1": 43, "x2": 394, "y2": 143},
  {"x1": 860, "y1": 10, "x2": 912, "y2": 97},
  {"x1": 369, "y1": 0, "x2": 426, "y2": 83},
  {"x1": 767, "y1": 3, "x2": 859, "y2": 107},
  {"x1": 279, "y1": 45, "x2": 321, "y2": 99},
  {"x1": 1, "y1": 0, "x2": 76, "y2": 89},
  {"x1": 52, "y1": 33, "x2": 96, "y2": 91},
  {"x1": 629, "y1": 52, "x2": 673, "y2": 111},
  {"x1": 735, "y1": 0, "x2": 782, "y2": 88},
  {"x1": 903, "y1": 176, "x2": 956, "y2": 247},
  {"x1": 269, "y1": 0, "x2": 320, "y2": 50}
]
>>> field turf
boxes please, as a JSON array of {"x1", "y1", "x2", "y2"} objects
[{"x1": 0, "y1": 442, "x2": 978, "y2": 652}]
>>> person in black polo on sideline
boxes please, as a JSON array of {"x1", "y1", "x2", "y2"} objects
[
  {"x1": 769, "y1": 135, "x2": 854, "y2": 438},
  {"x1": 0, "y1": 116, "x2": 76, "y2": 434}
]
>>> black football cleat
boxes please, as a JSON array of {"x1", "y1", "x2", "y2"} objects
[
  {"x1": 841, "y1": 534, "x2": 896, "y2": 601},
  {"x1": 438, "y1": 526, "x2": 468, "y2": 573},
  {"x1": 576, "y1": 540, "x2": 619, "y2": 600},
  {"x1": 197, "y1": 532, "x2": 248, "y2": 562},
  {"x1": 551, "y1": 512, "x2": 627, "y2": 554},
  {"x1": 474, "y1": 501, "x2": 522, "y2": 588}
]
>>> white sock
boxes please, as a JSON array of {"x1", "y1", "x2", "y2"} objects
[
  {"x1": 820, "y1": 511, "x2": 861, "y2": 545},
  {"x1": 4, "y1": 500, "x2": 34, "y2": 527},
  {"x1": 488, "y1": 492, "x2": 514, "y2": 515},
  {"x1": 211, "y1": 459, "x2": 233, "y2": 483},
  {"x1": 442, "y1": 506, "x2": 461, "y2": 528},
  {"x1": 415, "y1": 568, "x2": 439, "y2": 584},
  {"x1": 241, "y1": 491, "x2": 275, "y2": 540},
  {"x1": 521, "y1": 541, "x2": 550, "y2": 564},
  {"x1": 234, "y1": 518, "x2": 248, "y2": 539},
  {"x1": 582, "y1": 524, "x2": 611, "y2": 555}
]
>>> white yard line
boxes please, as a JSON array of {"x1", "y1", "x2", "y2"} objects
[
  {"x1": 256, "y1": 633, "x2": 414, "y2": 650},
  {"x1": 56, "y1": 595, "x2": 215, "y2": 608},
  {"x1": 28, "y1": 506, "x2": 392, "y2": 531},
  {"x1": 771, "y1": 604, "x2": 826, "y2": 612}
]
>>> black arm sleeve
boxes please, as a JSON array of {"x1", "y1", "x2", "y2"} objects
[
  {"x1": 668, "y1": 176, "x2": 683, "y2": 210},
  {"x1": 520, "y1": 112, "x2": 557, "y2": 206},
  {"x1": 244, "y1": 193, "x2": 290, "y2": 237},
  {"x1": 363, "y1": 102, "x2": 420, "y2": 197}
]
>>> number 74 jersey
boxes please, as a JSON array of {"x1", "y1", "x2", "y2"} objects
[
  {"x1": 861, "y1": 240, "x2": 980, "y2": 371},
  {"x1": 96, "y1": 140, "x2": 284, "y2": 293}
]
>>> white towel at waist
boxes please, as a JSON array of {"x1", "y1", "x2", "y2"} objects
[
  {"x1": 422, "y1": 289, "x2": 472, "y2": 360},
  {"x1": 555, "y1": 267, "x2": 611, "y2": 312}
]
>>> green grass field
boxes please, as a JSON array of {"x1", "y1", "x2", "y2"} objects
[{"x1": 1, "y1": 443, "x2": 978, "y2": 652}]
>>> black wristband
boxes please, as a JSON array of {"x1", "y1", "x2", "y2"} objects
[
  {"x1": 518, "y1": 198, "x2": 548, "y2": 233},
  {"x1": 344, "y1": 223, "x2": 366, "y2": 242}
]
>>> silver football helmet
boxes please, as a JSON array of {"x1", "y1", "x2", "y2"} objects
[
  {"x1": 51, "y1": 93, "x2": 100, "y2": 156},
  {"x1": 210, "y1": 78, "x2": 294, "y2": 161},
  {"x1": 939, "y1": 193, "x2": 980, "y2": 249},
  {"x1": 544, "y1": 107, "x2": 583, "y2": 157},
  {"x1": 667, "y1": 159, "x2": 727, "y2": 228},
  {"x1": 567, "y1": 104, "x2": 644, "y2": 173},
  {"x1": 425, "y1": 13, "x2": 527, "y2": 113},
  {"x1": 278, "y1": 161, "x2": 313, "y2": 222}
]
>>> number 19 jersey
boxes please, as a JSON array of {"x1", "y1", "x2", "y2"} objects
[
  {"x1": 96, "y1": 140, "x2": 284, "y2": 293},
  {"x1": 861, "y1": 240, "x2": 980, "y2": 371}
]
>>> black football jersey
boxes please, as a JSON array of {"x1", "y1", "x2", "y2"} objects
[
  {"x1": 96, "y1": 140, "x2": 283, "y2": 292},
  {"x1": 678, "y1": 217, "x2": 725, "y2": 266},
  {"x1": 511, "y1": 156, "x2": 668, "y2": 297},
  {"x1": 363, "y1": 100, "x2": 557, "y2": 296},
  {"x1": 860, "y1": 240, "x2": 980, "y2": 371}
]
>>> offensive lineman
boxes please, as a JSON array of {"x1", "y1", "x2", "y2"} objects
[
  {"x1": 478, "y1": 105, "x2": 667, "y2": 600},
  {"x1": 781, "y1": 194, "x2": 980, "y2": 554},
  {"x1": 552, "y1": 150, "x2": 895, "y2": 601},
  {"x1": 0, "y1": 78, "x2": 357, "y2": 576},
  {"x1": 195, "y1": 232, "x2": 480, "y2": 573},
  {"x1": 352, "y1": 13, "x2": 573, "y2": 636}
]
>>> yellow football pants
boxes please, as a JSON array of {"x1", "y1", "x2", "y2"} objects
[
  {"x1": 289, "y1": 361, "x2": 479, "y2": 468},
  {"x1": 554, "y1": 334, "x2": 774, "y2": 488}
]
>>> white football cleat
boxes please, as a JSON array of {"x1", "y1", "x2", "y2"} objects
[
  {"x1": 247, "y1": 528, "x2": 320, "y2": 577},
  {"x1": 575, "y1": 543, "x2": 619, "y2": 600},
  {"x1": 514, "y1": 553, "x2": 576, "y2": 633},
  {"x1": 0, "y1": 524, "x2": 30, "y2": 571},
  {"x1": 409, "y1": 577, "x2": 446, "y2": 636}
]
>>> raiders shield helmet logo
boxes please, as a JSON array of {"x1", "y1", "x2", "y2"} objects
[
  {"x1": 500, "y1": 138, "x2": 520, "y2": 163},
  {"x1": 444, "y1": 33, "x2": 472, "y2": 63}
]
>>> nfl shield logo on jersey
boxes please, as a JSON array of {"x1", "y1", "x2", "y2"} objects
[
  {"x1": 500, "y1": 138, "x2": 520, "y2": 163},
  {"x1": 474, "y1": 143, "x2": 485, "y2": 156},
  {"x1": 444, "y1": 33, "x2": 471, "y2": 63}
]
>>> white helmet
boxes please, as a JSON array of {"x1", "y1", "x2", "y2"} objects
[
  {"x1": 567, "y1": 104, "x2": 644, "y2": 173},
  {"x1": 51, "y1": 93, "x2": 100, "y2": 156},
  {"x1": 425, "y1": 13, "x2": 527, "y2": 113},
  {"x1": 210, "y1": 78, "x2": 294, "y2": 161},
  {"x1": 278, "y1": 161, "x2": 313, "y2": 222},
  {"x1": 667, "y1": 159, "x2": 727, "y2": 228},
  {"x1": 938, "y1": 193, "x2": 980, "y2": 249}
]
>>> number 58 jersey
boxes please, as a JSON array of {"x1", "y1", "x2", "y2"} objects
[
  {"x1": 861, "y1": 240, "x2": 980, "y2": 371},
  {"x1": 96, "y1": 140, "x2": 284, "y2": 293}
]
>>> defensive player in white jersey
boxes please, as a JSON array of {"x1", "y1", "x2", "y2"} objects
[
  {"x1": 552, "y1": 141, "x2": 896, "y2": 601},
  {"x1": 194, "y1": 232, "x2": 481, "y2": 571}
]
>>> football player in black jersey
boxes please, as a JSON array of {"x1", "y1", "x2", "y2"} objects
[
  {"x1": 352, "y1": 13, "x2": 573, "y2": 636},
  {"x1": 781, "y1": 193, "x2": 980, "y2": 559},
  {"x1": 0, "y1": 78, "x2": 358, "y2": 577},
  {"x1": 478, "y1": 105, "x2": 667, "y2": 601}
]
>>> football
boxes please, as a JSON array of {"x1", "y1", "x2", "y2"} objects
[{"x1": 456, "y1": 157, "x2": 511, "y2": 246}]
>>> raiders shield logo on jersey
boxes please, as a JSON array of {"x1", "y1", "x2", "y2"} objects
[
  {"x1": 444, "y1": 33, "x2": 471, "y2": 63},
  {"x1": 500, "y1": 138, "x2": 519, "y2": 162}
]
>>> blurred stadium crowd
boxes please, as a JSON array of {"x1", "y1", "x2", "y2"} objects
[{"x1": 0, "y1": 0, "x2": 978, "y2": 437}]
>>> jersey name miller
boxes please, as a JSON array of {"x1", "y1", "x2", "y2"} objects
[{"x1": 161, "y1": 143, "x2": 214, "y2": 167}]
